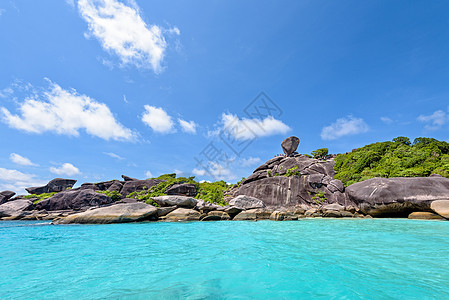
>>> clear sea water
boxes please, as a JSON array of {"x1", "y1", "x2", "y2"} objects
[{"x1": 1, "y1": 219, "x2": 449, "y2": 299}]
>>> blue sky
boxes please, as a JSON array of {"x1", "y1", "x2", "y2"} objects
[{"x1": 1, "y1": 0, "x2": 449, "y2": 193}]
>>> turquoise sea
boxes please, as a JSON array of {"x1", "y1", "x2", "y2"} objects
[{"x1": 1, "y1": 219, "x2": 449, "y2": 299}]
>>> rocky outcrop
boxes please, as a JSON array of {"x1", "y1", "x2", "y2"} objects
[
  {"x1": 232, "y1": 154, "x2": 348, "y2": 208},
  {"x1": 346, "y1": 177, "x2": 449, "y2": 217},
  {"x1": 151, "y1": 196, "x2": 198, "y2": 209},
  {"x1": 233, "y1": 208, "x2": 273, "y2": 221},
  {"x1": 0, "y1": 190, "x2": 15, "y2": 204},
  {"x1": 26, "y1": 178, "x2": 77, "y2": 195},
  {"x1": 201, "y1": 211, "x2": 231, "y2": 221},
  {"x1": 165, "y1": 183, "x2": 197, "y2": 197},
  {"x1": 36, "y1": 189, "x2": 113, "y2": 211},
  {"x1": 54, "y1": 203, "x2": 158, "y2": 224},
  {"x1": 229, "y1": 195, "x2": 265, "y2": 209},
  {"x1": 0, "y1": 199, "x2": 33, "y2": 217},
  {"x1": 163, "y1": 208, "x2": 201, "y2": 221},
  {"x1": 430, "y1": 200, "x2": 449, "y2": 219},
  {"x1": 120, "y1": 179, "x2": 164, "y2": 197},
  {"x1": 281, "y1": 136, "x2": 300, "y2": 156},
  {"x1": 122, "y1": 175, "x2": 138, "y2": 181}
]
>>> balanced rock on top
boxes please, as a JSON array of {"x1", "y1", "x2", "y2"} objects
[{"x1": 281, "y1": 136, "x2": 300, "y2": 156}]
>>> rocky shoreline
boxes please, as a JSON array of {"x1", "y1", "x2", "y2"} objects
[{"x1": 1, "y1": 136, "x2": 449, "y2": 224}]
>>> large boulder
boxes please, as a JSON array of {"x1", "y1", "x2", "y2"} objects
[
  {"x1": 26, "y1": 178, "x2": 76, "y2": 195},
  {"x1": 229, "y1": 195, "x2": 266, "y2": 209},
  {"x1": 0, "y1": 190, "x2": 15, "y2": 204},
  {"x1": 36, "y1": 189, "x2": 113, "y2": 211},
  {"x1": 54, "y1": 203, "x2": 158, "y2": 224},
  {"x1": 151, "y1": 196, "x2": 198, "y2": 208},
  {"x1": 408, "y1": 212, "x2": 445, "y2": 220},
  {"x1": 120, "y1": 179, "x2": 164, "y2": 197},
  {"x1": 233, "y1": 208, "x2": 273, "y2": 221},
  {"x1": 430, "y1": 200, "x2": 449, "y2": 219},
  {"x1": 201, "y1": 211, "x2": 230, "y2": 221},
  {"x1": 346, "y1": 177, "x2": 449, "y2": 217},
  {"x1": 0, "y1": 199, "x2": 33, "y2": 218},
  {"x1": 163, "y1": 208, "x2": 201, "y2": 221},
  {"x1": 165, "y1": 183, "x2": 197, "y2": 197},
  {"x1": 281, "y1": 136, "x2": 300, "y2": 156}
]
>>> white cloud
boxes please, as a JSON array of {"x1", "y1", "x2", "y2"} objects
[
  {"x1": 0, "y1": 87, "x2": 13, "y2": 98},
  {"x1": 192, "y1": 162, "x2": 236, "y2": 181},
  {"x1": 78, "y1": 0, "x2": 173, "y2": 73},
  {"x1": 179, "y1": 119, "x2": 197, "y2": 134},
  {"x1": 417, "y1": 110, "x2": 448, "y2": 130},
  {"x1": 50, "y1": 163, "x2": 81, "y2": 176},
  {"x1": 380, "y1": 117, "x2": 393, "y2": 124},
  {"x1": 0, "y1": 167, "x2": 46, "y2": 194},
  {"x1": 103, "y1": 152, "x2": 124, "y2": 160},
  {"x1": 192, "y1": 168, "x2": 206, "y2": 176},
  {"x1": 145, "y1": 170, "x2": 153, "y2": 178},
  {"x1": 0, "y1": 80, "x2": 134, "y2": 141},
  {"x1": 240, "y1": 156, "x2": 261, "y2": 167},
  {"x1": 141, "y1": 105, "x2": 174, "y2": 133},
  {"x1": 9, "y1": 153, "x2": 38, "y2": 166},
  {"x1": 321, "y1": 116, "x2": 369, "y2": 140},
  {"x1": 174, "y1": 169, "x2": 183, "y2": 176},
  {"x1": 213, "y1": 113, "x2": 290, "y2": 140}
]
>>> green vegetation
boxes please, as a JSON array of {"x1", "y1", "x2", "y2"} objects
[
  {"x1": 96, "y1": 190, "x2": 122, "y2": 202},
  {"x1": 23, "y1": 192, "x2": 56, "y2": 204},
  {"x1": 308, "y1": 191, "x2": 327, "y2": 204},
  {"x1": 126, "y1": 174, "x2": 229, "y2": 206},
  {"x1": 195, "y1": 180, "x2": 229, "y2": 206},
  {"x1": 334, "y1": 137, "x2": 449, "y2": 186},
  {"x1": 285, "y1": 166, "x2": 301, "y2": 177},
  {"x1": 311, "y1": 148, "x2": 329, "y2": 159}
]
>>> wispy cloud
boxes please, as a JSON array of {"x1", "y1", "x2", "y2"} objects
[
  {"x1": 321, "y1": 116, "x2": 369, "y2": 140},
  {"x1": 0, "y1": 167, "x2": 46, "y2": 194},
  {"x1": 9, "y1": 153, "x2": 39, "y2": 166},
  {"x1": 240, "y1": 156, "x2": 261, "y2": 167},
  {"x1": 179, "y1": 119, "x2": 197, "y2": 134},
  {"x1": 103, "y1": 152, "x2": 125, "y2": 160},
  {"x1": 211, "y1": 113, "x2": 290, "y2": 140},
  {"x1": 192, "y1": 162, "x2": 236, "y2": 181},
  {"x1": 380, "y1": 117, "x2": 393, "y2": 125},
  {"x1": 49, "y1": 163, "x2": 81, "y2": 176},
  {"x1": 0, "y1": 79, "x2": 135, "y2": 141},
  {"x1": 145, "y1": 170, "x2": 153, "y2": 178},
  {"x1": 77, "y1": 0, "x2": 179, "y2": 73},
  {"x1": 417, "y1": 109, "x2": 448, "y2": 130},
  {"x1": 141, "y1": 105, "x2": 175, "y2": 133}
]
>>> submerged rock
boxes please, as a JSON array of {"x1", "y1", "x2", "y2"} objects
[{"x1": 54, "y1": 203, "x2": 158, "y2": 224}]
